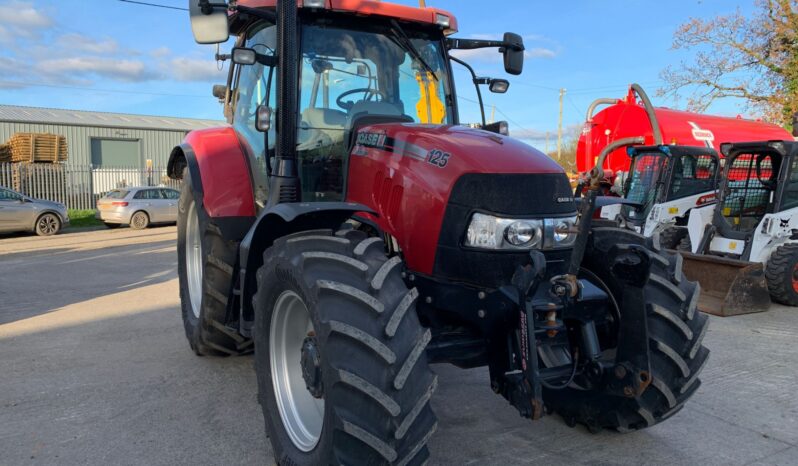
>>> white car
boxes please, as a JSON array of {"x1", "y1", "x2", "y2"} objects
[{"x1": 96, "y1": 187, "x2": 180, "y2": 229}]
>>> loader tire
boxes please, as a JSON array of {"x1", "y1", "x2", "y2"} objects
[
  {"x1": 546, "y1": 226, "x2": 710, "y2": 433},
  {"x1": 253, "y1": 229, "x2": 437, "y2": 466},
  {"x1": 659, "y1": 226, "x2": 687, "y2": 250},
  {"x1": 765, "y1": 243, "x2": 798, "y2": 306},
  {"x1": 177, "y1": 169, "x2": 251, "y2": 356}
]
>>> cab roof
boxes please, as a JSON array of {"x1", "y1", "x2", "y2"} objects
[{"x1": 233, "y1": 0, "x2": 458, "y2": 33}]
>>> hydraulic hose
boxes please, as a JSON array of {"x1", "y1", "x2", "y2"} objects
[
  {"x1": 565, "y1": 137, "x2": 645, "y2": 279},
  {"x1": 585, "y1": 98, "x2": 619, "y2": 123},
  {"x1": 630, "y1": 83, "x2": 663, "y2": 145}
]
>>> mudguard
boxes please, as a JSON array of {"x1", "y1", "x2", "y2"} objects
[
  {"x1": 167, "y1": 127, "x2": 256, "y2": 241},
  {"x1": 238, "y1": 202, "x2": 377, "y2": 328}
]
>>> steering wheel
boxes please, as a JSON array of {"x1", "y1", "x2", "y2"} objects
[{"x1": 336, "y1": 88, "x2": 385, "y2": 111}]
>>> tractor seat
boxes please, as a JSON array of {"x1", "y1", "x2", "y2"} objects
[
  {"x1": 343, "y1": 101, "x2": 413, "y2": 152},
  {"x1": 297, "y1": 108, "x2": 347, "y2": 151},
  {"x1": 346, "y1": 101, "x2": 405, "y2": 127}
]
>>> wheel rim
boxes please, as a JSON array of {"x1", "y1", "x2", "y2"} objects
[
  {"x1": 270, "y1": 290, "x2": 324, "y2": 452},
  {"x1": 132, "y1": 213, "x2": 147, "y2": 229},
  {"x1": 185, "y1": 202, "x2": 203, "y2": 319},
  {"x1": 38, "y1": 215, "x2": 57, "y2": 235}
]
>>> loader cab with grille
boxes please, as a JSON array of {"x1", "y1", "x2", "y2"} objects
[
  {"x1": 681, "y1": 140, "x2": 798, "y2": 316},
  {"x1": 607, "y1": 145, "x2": 720, "y2": 246}
]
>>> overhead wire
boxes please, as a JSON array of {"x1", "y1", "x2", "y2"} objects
[{"x1": 117, "y1": 0, "x2": 188, "y2": 11}]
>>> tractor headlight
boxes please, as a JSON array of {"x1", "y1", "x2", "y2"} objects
[
  {"x1": 545, "y1": 216, "x2": 578, "y2": 248},
  {"x1": 465, "y1": 213, "x2": 576, "y2": 250}
]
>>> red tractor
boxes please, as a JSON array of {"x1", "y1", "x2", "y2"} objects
[{"x1": 170, "y1": 1, "x2": 709, "y2": 464}]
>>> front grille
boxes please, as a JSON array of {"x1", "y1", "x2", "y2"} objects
[{"x1": 433, "y1": 173, "x2": 576, "y2": 287}]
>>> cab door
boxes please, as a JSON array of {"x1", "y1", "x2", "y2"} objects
[{"x1": 230, "y1": 22, "x2": 277, "y2": 209}]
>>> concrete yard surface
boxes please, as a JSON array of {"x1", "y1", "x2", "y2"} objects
[{"x1": 1, "y1": 227, "x2": 797, "y2": 465}]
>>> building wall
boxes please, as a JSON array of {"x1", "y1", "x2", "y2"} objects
[{"x1": 0, "y1": 122, "x2": 189, "y2": 168}]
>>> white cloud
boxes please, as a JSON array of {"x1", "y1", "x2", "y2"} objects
[
  {"x1": 150, "y1": 46, "x2": 172, "y2": 58},
  {"x1": 166, "y1": 57, "x2": 226, "y2": 82},
  {"x1": 0, "y1": 1, "x2": 51, "y2": 28},
  {"x1": 57, "y1": 33, "x2": 118, "y2": 54},
  {"x1": 449, "y1": 33, "x2": 559, "y2": 64},
  {"x1": 526, "y1": 48, "x2": 557, "y2": 59},
  {"x1": 0, "y1": 25, "x2": 13, "y2": 44},
  {"x1": 36, "y1": 57, "x2": 154, "y2": 81}
]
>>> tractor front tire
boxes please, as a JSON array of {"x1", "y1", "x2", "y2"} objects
[
  {"x1": 177, "y1": 170, "x2": 251, "y2": 356},
  {"x1": 546, "y1": 227, "x2": 710, "y2": 432},
  {"x1": 659, "y1": 226, "x2": 688, "y2": 250},
  {"x1": 765, "y1": 243, "x2": 798, "y2": 306},
  {"x1": 253, "y1": 229, "x2": 438, "y2": 466}
]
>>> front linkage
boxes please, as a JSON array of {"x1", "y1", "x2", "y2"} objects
[{"x1": 500, "y1": 137, "x2": 657, "y2": 420}]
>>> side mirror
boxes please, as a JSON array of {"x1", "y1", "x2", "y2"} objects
[
  {"x1": 212, "y1": 84, "x2": 227, "y2": 100},
  {"x1": 488, "y1": 79, "x2": 509, "y2": 94},
  {"x1": 256, "y1": 105, "x2": 272, "y2": 132},
  {"x1": 232, "y1": 47, "x2": 256, "y2": 65},
  {"x1": 502, "y1": 32, "x2": 524, "y2": 75},
  {"x1": 188, "y1": 1, "x2": 229, "y2": 44}
]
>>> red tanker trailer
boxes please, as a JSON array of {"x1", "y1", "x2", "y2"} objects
[{"x1": 576, "y1": 86, "x2": 792, "y2": 176}]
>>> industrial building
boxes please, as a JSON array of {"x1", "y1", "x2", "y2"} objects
[{"x1": 0, "y1": 105, "x2": 223, "y2": 168}]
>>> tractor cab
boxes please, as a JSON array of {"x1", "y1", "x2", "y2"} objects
[
  {"x1": 191, "y1": 0, "x2": 523, "y2": 208},
  {"x1": 598, "y1": 144, "x2": 720, "y2": 244}
]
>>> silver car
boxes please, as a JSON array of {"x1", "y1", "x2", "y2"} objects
[
  {"x1": 0, "y1": 186, "x2": 69, "y2": 236},
  {"x1": 96, "y1": 187, "x2": 180, "y2": 229}
]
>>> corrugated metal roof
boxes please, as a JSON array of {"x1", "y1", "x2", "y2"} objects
[{"x1": 0, "y1": 105, "x2": 224, "y2": 132}]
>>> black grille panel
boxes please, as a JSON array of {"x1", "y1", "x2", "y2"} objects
[{"x1": 434, "y1": 173, "x2": 576, "y2": 287}]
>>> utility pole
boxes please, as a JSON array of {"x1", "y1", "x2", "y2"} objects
[
  {"x1": 490, "y1": 105, "x2": 496, "y2": 124},
  {"x1": 557, "y1": 88, "x2": 566, "y2": 162},
  {"x1": 545, "y1": 131, "x2": 549, "y2": 154}
]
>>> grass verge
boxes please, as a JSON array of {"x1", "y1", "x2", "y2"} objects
[{"x1": 68, "y1": 209, "x2": 103, "y2": 228}]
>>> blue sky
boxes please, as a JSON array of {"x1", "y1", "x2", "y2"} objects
[{"x1": 0, "y1": 0, "x2": 758, "y2": 145}]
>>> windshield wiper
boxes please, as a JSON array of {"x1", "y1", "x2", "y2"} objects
[{"x1": 388, "y1": 19, "x2": 438, "y2": 81}]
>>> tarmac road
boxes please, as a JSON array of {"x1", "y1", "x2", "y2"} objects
[{"x1": 1, "y1": 227, "x2": 797, "y2": 465}]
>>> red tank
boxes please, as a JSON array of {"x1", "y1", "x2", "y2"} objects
[{"x1": 576, "y1": 87, "x2": 792, "y2": 174}]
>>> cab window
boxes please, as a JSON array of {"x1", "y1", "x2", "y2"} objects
[
  {"x1": 296, "y1": 21, "x2": 452, "y2": 202},
  {"x1": 782, "y1": 155, "x2": 798, "y2": 211},
  {"x1": 668, "y1": 153, "x2": 719, "y2": 200},
  {"x1": 232, "y1": 22, "x2": 277, "y2": 206}
]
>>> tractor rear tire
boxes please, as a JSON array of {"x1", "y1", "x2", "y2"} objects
[
  {"x1": 659, "y1": 226, "x2": 687, "y2": 250},
  {"x1": 253, "y1": 229, "x2": 438, "y2": 466},
  {"x1": 546, "y1": 226, "x2": 710, "y2": 433},
  {"x1": 177, "y1": 169, "x2": 251, "y2": 356},
  {"x1": 765, "y1": 243, "x2": 798, "y2": 306}
]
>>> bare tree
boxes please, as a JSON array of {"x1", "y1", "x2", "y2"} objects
[{"x1": 660, "y1": 0, "x2": 798, "y2": 125}]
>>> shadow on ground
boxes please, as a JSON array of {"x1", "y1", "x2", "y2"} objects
[{"x1": 0, "y1": 239, "x2": 177, "y2": 324}]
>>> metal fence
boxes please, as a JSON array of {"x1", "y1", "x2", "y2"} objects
[{"x1": 0, "y1": 163, "x2": 181, "y2": 210}]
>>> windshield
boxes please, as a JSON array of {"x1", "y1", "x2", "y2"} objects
[
  {"x1": 296, "y1": 20, "x2": 453, "y2": 202},
  {"x1": 622, "y1": 153, "x2": 667, "y2": 222}
]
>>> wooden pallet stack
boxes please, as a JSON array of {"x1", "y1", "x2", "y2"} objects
[
  {"x1": 7, "y1": 133, "x2": 68, "y2": 163},
  {"x1": 0, "y1": 143, "x2": 10, "y2": 163}
]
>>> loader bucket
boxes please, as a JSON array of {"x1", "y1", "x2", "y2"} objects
[{"x1": 679, "y1": 252, "x2": 771, "y2": 316}]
